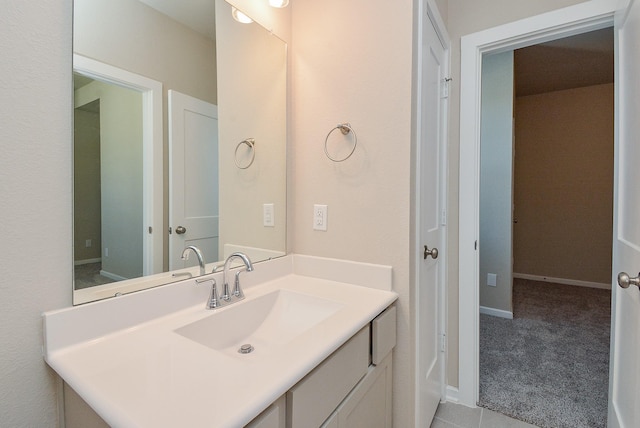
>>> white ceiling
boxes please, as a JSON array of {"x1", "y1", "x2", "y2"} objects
[{"x1": 514, "y1": 27, "x2": 614, "y2": 97}]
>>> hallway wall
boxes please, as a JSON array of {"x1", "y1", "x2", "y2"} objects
[
  {"x1": 514, "y1": 83, "x2": 614, "y2": 285},
  {"x1": 479, "y1": 51, "x2": 514, "y2": 314}
]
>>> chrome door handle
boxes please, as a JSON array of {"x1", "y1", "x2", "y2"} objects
[
  {"x1": 424, "y1": 245, "x2": 438, "y2": 260},
  {"x1": 175, "y1": 226, "x2": 187, "y2": 235},
  {"x1": 617, "y1": 272, "x2": 640, "y2": 289}
]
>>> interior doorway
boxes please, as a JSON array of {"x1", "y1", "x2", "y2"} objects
[
  {"x1": 476, "y1": 28, "x2": 614, "y2": 427},
  {"x1": 457, "y1": 0, "x2": 620, "y2": 413}
]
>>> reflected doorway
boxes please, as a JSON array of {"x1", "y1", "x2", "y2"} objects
[{"x1": 73, "y1": 73, "x2": 144, "y2": 288}]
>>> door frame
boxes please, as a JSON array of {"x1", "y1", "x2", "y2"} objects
[
  {"x1": 73, "y1": 54, "x2": 163, "y2": 277},
  {"x1": 457, "y1": 0, "x2": 618, "y2": 407},
  {"x1": 413, "y1": 0, "x2": 450, "y2": 424}
]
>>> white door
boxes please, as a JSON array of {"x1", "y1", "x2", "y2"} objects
[
  {"x1": 417, "y1": 13, "x2": 447, "y2": 426},
  {"x1": 609, "y1": 0, "x2": 640, "y2": 426},
  {"x1": 168, "y1": 90, "x2": 219, "y2": 270}
]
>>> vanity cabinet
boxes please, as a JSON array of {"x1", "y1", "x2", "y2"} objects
[
  {"x1": 246, "y1": 305, "x2": 396, "y2": 428},
  {"x1": 321, "y1": 353, "x2": 393, "y2": 428},
  {"x1": 246, "y1": 395, "x2": 286, "y2": 428},
  {"x1": 60, "y1": 298, "x2": 396, "y2": 428}
]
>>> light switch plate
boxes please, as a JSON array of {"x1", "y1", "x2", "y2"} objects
[{"x1": 263, "y1": 203, "x2": 274, "y2": 227}]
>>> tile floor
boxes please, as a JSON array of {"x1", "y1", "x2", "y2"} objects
[{"x1": 430, "y1": 402, "x2": 539, "y2": 428}]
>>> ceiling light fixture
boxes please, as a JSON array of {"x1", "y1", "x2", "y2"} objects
[
  {"x1": 269, "y1": 0, "x2": 289, "y2": 8},
  {"x1": 231, "y1": 7, "x2": 253, "y2": 24}
]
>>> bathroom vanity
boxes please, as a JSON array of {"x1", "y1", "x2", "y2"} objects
[{"x1": 43, "y1": 255, "x2": 397, "y2": 427}]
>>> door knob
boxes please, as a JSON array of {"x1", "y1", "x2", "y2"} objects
[
  {"x1": 617, "y1": 272, "x2": 640, "y2": 289},
  {"x1": 424, "y1": 245, "x2": 438, "y2": 260},
  {"x1": 175, "y1": 226, "x2": 187, "y2": 235}
]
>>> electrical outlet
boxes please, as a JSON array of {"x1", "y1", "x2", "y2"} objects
[
  {"x1": 487, "y1": 273, "x2": 497, "y2": 287},
  {"x1": 105, "y1": 247, "x2": 109, "y2": 258},
  {"x1": 313, "y1": 204, "x2": 328, "y2": 231},
  {"x1": 85, "y1": 239, "x2": 92, "y2": 248},
  {"x1": 263, "y1": 203, "x2": 274, "y2": 227}
]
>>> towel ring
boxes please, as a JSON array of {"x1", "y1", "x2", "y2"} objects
[
  {"x1": 234, "y1": 138, "x2": 255, "y2": 169},
  {"x1": 324, "y1": 123, "x2": 357, "y2": 162}
]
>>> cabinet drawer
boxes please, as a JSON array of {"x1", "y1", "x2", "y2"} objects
[
  {"x1": 245, "y1": 395, "x2": 286, "y2": 428},
  {"x1": 371, "y1": 305, "x2": 396, "y2": 365},
  {"x1": 286, "y1": 326, "x2": 369, "y2": 428}
]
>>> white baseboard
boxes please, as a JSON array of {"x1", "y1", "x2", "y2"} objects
[
  {"x1": 445, "y1": 385, "x2": 459, "y2": 403},
  {"x1": 479, "y1": 305, "x2": 513, "y2": 319},
  {"x1": 74, "y1": 257, "x2": 101, "y2": 266},
  {"x1": 100, "y1": 270, "x2": 128, "y2": 282},
  {"x1": 513, "y1": 273, "x2": 611, "y2": 290}
]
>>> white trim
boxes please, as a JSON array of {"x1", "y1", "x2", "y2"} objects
[
  {"x1": 458, "y1": 0, "x2": 618, "y2": 408},
  {"x1": 100, "y1": 269, "x2": 131, "y2": 281},
  {"x1": 99, "y1": 270, "x2": 129, "y2": 282},
  {"x1": 445, "y1": 385, "x2": 460, "y2": 404},
  {"x1": 73, "y1": 54, "x2": 163, "y2": 277},
  {"x1": 74, "y1": 257, "x2": 102, "y2": 266},
  {"x1": 513, "y1": 273, "x2": 611, "y2": 290},
  {"x1": 479, "y1": 306, "x2": 513, "y2": 319},
  {"x1": 426, "y1": 0, "x2": 451, "y2": 49}
]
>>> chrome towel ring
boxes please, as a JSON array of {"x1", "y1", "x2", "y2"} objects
[
  {"x1": 234, "y1": 138, "x2": 256, "y2": 169},
  {"x1": 324, "y1": 123, "x2": 357, "y2": 162}
]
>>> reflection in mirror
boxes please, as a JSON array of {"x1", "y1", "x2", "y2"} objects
[
  {"x1": 73, "y1": 0, "x2": 287, "y2": 304},
  {"x1": 74, "y1": 75, "x2": 142, "y2": 288}
]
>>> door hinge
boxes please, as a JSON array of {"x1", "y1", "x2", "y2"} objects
[
  {"x1": 442, "y1": 77, "x2": 452, "y2": 99},
  {"x1": 168, "y1": 227, "x2": 172, "y2": 234},
  {"x1": 440, "y1": 333, "x2": 447, "y2": 353},
  {"x1": 474, "y1": 240, "x2": 478, "y2": 250}
]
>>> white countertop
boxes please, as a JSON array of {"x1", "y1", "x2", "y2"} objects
[{"x1": 44, "y1": 255, "x2": 397, "y2": 427}]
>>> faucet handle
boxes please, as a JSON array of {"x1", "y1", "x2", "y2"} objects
[
  {"x1": 232, "y1": 271, "x2": 245, "y2": 300},
  {"x1": 206, "y1": 279, "x2": 223, "y2": 310}
]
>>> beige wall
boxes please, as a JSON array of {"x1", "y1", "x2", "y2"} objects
[
  {"x1": 514, "y1": 83, "x2": 614, "y2": 284},
  {"x1": 74, "y1": 0, "x2": 217, "y2": 105},
  {"x1": 443, "y1": 0, "x2": 589, "y2": 388},
  {"x1": 0, "y1": 1, "x2": 72, "y2": 425},
  {"x1": 74, "y1": 106, "x2": 102, "y2": 262},
  {"x1": 291, "y1": 0, "x2": 414, "y2": 426},
  {"x1": 216, "y1": 0, "x2": 287, "y2": 259},
  {"x1": 75, "y1": 81, "x2": 144, "y2": 280}
]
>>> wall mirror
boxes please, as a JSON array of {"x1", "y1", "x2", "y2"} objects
[{"x1": 73, "y1": 0, "x2": 287, "y2": 304}]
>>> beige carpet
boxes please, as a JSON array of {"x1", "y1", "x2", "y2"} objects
[{"x1": 479, "y1": 279, "x2": 611, "y2": 428}]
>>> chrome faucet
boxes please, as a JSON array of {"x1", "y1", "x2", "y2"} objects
[
  {"x1": 222, "y1": 252, "x2": 254, "y2": 302},
  {"x1": 204, "y1": 278, "x2": 222, "y2": 310},
  {"x1": 181, "y1": 245, "x2": 206, "y2": 276}
]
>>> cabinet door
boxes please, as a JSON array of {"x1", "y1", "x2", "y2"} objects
[
  {"x1": 245, "y1": 395, "x2": 286, "y2": 428},
  {"x1": 287, "y1": 326, "x2": 369, "y2": 428},
  {"x1": 336, "y1": 354, "x2": 393, "y2": 428}
]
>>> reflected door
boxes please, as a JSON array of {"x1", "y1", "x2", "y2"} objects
[{"x1": 169, "y1": 90, "x2": 219, "y2": 270}]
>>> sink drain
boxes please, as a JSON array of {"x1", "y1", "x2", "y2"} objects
[{"x1": 238, "y1": 344, "x2": 254, "y2": 354}]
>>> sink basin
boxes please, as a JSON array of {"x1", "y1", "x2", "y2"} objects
[{"x1": 174, "y1": 289, "x2": 345, "y2": 356}]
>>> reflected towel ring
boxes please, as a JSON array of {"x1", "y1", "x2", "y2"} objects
[
  {"x1": 324, "y1": 123, "x2": 357, "y2": 162},
  {"x1": 234, "y1": 138, "x2": 256, "y2": 169}
]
